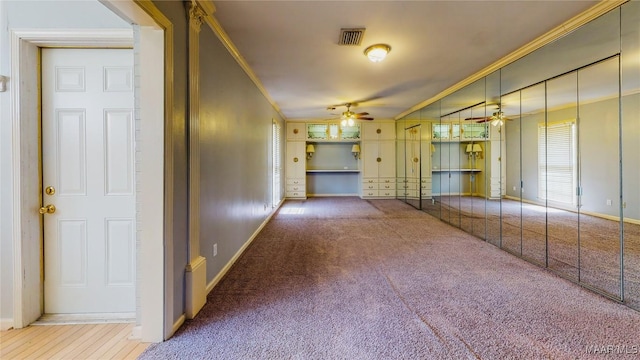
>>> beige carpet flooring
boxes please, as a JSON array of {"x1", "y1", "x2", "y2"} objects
[{"x1": 140, "y1": 198, "x2": 640, "y2": 359}]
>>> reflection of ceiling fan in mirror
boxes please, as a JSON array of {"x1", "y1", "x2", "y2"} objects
[
  {"x1": 465, "y1": 110, "x2": 510, "y2": 126},
  {"x1": 327, "y1": 103, "x2": 374, "y2": 126}
]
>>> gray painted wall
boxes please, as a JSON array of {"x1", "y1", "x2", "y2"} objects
[
  {"x1": 505, "y1": 95, "x2": 639, "y2": 221},
  {"x1": 0, "y1": 0, "x2": 129, "y2": 324},
  {"x1": 198, "y1": 23, "x2": 284, "y2": 284}
]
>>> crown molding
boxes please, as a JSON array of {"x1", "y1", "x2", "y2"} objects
[
  {"x1": 195, "y1": 0, "x2": 215, "y2": 17},
  {"x1": 202, "y1": 14, "x2": 286, "y2": 121},
  {"x1": 395, "y1": 0, "x2": 627, "y2": 120}
]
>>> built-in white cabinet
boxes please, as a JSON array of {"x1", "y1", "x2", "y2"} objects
[
  {"x1": 362, "y1": 121, "x2": 395, "y2": 141},
  {"x1": 361, "y1": 140, "x2": 396, "y2": 198},
  {"x1": 399, "y1": 137, "x2": 432, "y2": 199},
  {"x1": 285, "y1": 141, "x2": 306, "y2": 198},
  {"x1": 306, "y1": 123, "x2": 360, "y2": 141},
  {"x1": 286, "y1": 122, "x2": 306, "y2": 141},
  {"x1": 430, "y1": 122, "x2": 505, "y2": 198},
  {"x1": 361, "y1": 122, "x2": 396, "y2": 198},
  {"x1": 432, "y1": 122, "x2": 489, "y2": 141}
]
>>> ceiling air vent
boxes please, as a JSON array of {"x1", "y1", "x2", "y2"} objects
[{"x1": 338, "y1": 28, "x2": 365, "y2": 46}]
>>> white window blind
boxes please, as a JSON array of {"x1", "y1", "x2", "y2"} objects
[
  {"x1": 538, "y1": 121, "x2": 577, "y2": 205},
  {"x1": 272, "y1": 121, "x2": 282, "y2": 206}
]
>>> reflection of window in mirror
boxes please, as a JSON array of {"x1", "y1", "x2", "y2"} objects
[{"x1": 537, "y1": 120, "x2": 577, "y2": 206}]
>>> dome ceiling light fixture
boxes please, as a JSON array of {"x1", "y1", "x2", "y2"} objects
[{"x1": 364, "y1": 44, "x2": 391, "y2": 63}]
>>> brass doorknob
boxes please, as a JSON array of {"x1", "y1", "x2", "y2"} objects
[{"x1": 39, "y1": 204, "x2": 56, "y2": 214}]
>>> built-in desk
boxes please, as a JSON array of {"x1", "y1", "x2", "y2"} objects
[
  {"x1": 432, "y1": 168, "x2": 481, "y2": 172},
  {"x1": 306, "y1": 169, "x2": 360, "y2": 196},
  {"x1": 306, "y1": 169, "x2": 360, "y2": 173}
]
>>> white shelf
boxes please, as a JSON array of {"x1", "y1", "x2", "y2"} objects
[
  {"x1": 306, "y1": 169, "x2": 360, "y2": 173},
  {"x1": 432, "y1": 168, "x2": 481, "y2": 172}
]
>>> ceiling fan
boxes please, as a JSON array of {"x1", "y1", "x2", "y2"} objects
[
  {"x1": 465, "y1": 110, "x2": 510, "y2": 126},
  {"x1": 327, "y1": 103, "x2": 374, "y2": 126}
]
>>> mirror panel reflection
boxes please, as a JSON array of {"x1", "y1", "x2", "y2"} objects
[
  {"x1": 519, "y1": 84, "x2": 547, "y2": 266},
  {"x1": 502, "y1": 91, "x2": 522, "y2": 256},
  {"x1": 621, "y1": 0, "x2": 640, "y2": 310},
  {"x1": 545, "y1": 72, "x2": 580, "y2": 280},
  {"x1": 421, "y1": 102, "x2": 440, "y2": 218},
  {"x1": 396, "y1": 2, "x2": 638, "y2": 311},
  {"x1": 577, "y1": 57, "x2": 621, "y2": 297}
]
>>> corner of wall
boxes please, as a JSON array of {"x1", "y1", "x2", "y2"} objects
[
  {"x1": 1, "y1": 318, "x2": 14, "y2": 331},
  {"x1": 185, "y1": 256, "x2": 207, "y2": 319}
]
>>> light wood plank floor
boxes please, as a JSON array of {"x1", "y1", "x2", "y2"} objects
[{"x1": 0, "y1": 323, "x2": 149, "y2": 360}]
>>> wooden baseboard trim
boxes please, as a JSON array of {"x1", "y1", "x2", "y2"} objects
[
  {"x1": 171, "y1": 314, "x2": 185, "y2": 336},
  {"x1": 1, "y1": 319, "x2": 14, "y2": 331},
  {"x1": 206, "y1": 201, "x2": 283, "y2": 294}
]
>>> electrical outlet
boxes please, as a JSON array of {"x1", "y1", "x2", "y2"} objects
[
  {"x1": 213, "y1": 243, "x2": 217, "y2": 257},
  {"x1": 513, "y1": 186, "x2": 516, "y2": 191},
  {"x1": 606, "y1": 199, "x2": 612, "y2": 206}
]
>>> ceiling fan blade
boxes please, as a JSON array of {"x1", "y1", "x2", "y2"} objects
[
  {"x1": 358, "y1": 117, "x2": 374, "y2": 121},
  {"x1": 356, "y1": 112, "x2": 369, "y2": 116},
  {"x1": 465, "y1": 117, "x2": 489, "y2": 121}
]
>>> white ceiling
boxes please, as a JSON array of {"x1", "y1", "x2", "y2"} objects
[{"x1": 212, "y1": 1, "x2": 599, "y2": 121}]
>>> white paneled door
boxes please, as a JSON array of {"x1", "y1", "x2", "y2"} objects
[{"x1": 42, "y1": 49, "x2": 135, "y2": 314}]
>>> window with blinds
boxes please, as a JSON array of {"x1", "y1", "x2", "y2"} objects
[
  {"x1": 272, "y1": 121, "x2": 282, "y2": 206},
  {"x1": 538, "y1": 120, "x2": 577, "y2": 205}
]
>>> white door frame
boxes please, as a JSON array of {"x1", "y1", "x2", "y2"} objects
[{"x1": 10, "y1": 25, "x2": 166, "y2": 342}]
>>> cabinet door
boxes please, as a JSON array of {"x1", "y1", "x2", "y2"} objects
[
  {"x1": 421, "y1": 141, "x2": 432, "y2": 177},
  {"x1": 362, "y1": 141, "x2": 380, "y2": 178},
  {"x1": 378, "y1": 122, "x2": 396, "y2": 140},
  {"x1": 432, "y1": 123, "x2": 450, "y2": 140},
  {"x1": 307, "y1": 123, "x2": 328, "y2": 140},
  {"x1": 362, "y1": 122, "x2": 380, "y2": 140},
  {"x1": 378, "y1": 140, "x2": 396, "y2": 178},
  {"x1": 363, "y1": 122, "x2": 395, "y2": 140},
  {"x1": 285, "y1": 141, "x2": 306, "y2": 178},
  {"x1": 286, "y1": 122, "x2": 306, "y2": 141},
  {"x1": 462, "y1": 123, "x2": 488, "y2": 140},
  {"x1": 340, "y1": 124, "x2": 360, "y2": 140},
  {"x1": 405, "y1": 140, "x2": 421, "y2": 179}
]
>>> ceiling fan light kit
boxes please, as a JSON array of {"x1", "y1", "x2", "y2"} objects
[
  {"x1": 341, "y1": 118, "x2": 356, "y2": 126},
  {"x1": 331, "y1": 103, "x2": 375, "y2": 124},
  {"x1": 364, "y1": 44, "x2": 391, "y2": 62}
]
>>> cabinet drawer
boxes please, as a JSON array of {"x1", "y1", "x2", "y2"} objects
[
  {"x1": 397, "y1": 190, "x2": 412, "y2": 197},
  {"x1": 379, "y1": 178, "x2": 395, "y2": 184},
  {"x1": 286, "y1": 178, "x2": 305, "y2": 185},
  {"x1": 286, "y1": 191, "x2": 306, "y2": 198},
  {"x1": 379, "y1": 190, "x2": 395, "y2": 197},
  {"x1": 286, "y1": 184, "x2": 305, "y2": 192},
  {"x1": 362, "y1": 190, "x2": 379, "y2": 197},
  {"x1": 362, "y1": 183, "x2": 378, "y2": 190},
  {"x1": 399, "y1": 183, "x2": 417, "y2": 190},
  {"x1": 379, "y1": 183, "x2": 396, "y2": 190},
  {"x1": 363, "y1": 178, "x2": 376, "y2": 184}
]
